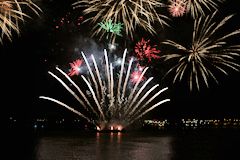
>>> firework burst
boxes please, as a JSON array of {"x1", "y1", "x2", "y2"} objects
[
  {"x1": 162, "y1": 11, "x2": 240, "y2": 91},
  {"x1": 0, "y1": 0, "x2": 42, "y2": 43},
  {"x1": 130, "y1": 71, "x2": 145, "y2": 84},
  {"x1": 167, "y1": 0, "x2": 224, "y2": 18},
  {"x1": 98, "y1": 19, "x2": 123, "y2": 43},
  {"x1": 68, "y1": 59, "x2": 83, "y2": 76},
  {"x1": 185, "y1": 0, "x2": 224, "y2": 18},
  {"x1": 98, "y1": 19, "x2": 123, "y2": 37},
  {"x1": 134, "y1": 38, "x2": 161, "y2": 62},
  {"x1": 72, "y1": 0, "x2": 169, "y2": 41},
  {"x1": 40, "y1": 49, "x2": 170, "y2": 131},
  {"x1": 168, "y1": 0, "x2": 187, "y2": 17}
]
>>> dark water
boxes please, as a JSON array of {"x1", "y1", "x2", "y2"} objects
[
  {"x1": 35, "y1": 131, "x2": 173, "y2": 160},
  {"x1": 5, "y1": 129, "x2": 240, "y2": 160}
]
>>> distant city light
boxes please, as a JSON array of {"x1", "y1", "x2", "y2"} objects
[{"x1": 7, "y1": 117, "x2": 240, "y2": 130}]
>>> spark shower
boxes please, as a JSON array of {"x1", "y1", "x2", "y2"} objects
[{"x1": 40, "y1": 49, "x2": 170, "y2": 131}]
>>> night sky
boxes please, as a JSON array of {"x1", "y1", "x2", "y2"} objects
[{"x1": 2, "y1": 0, "x2": 240, "y2": 125}]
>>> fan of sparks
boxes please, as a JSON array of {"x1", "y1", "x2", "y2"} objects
[
  {"x1": 162, "y1": 11, "x2": 240, "y2": 91},
  {"x1": 168, "y1": 0, "x2": 224, "y2": 18},
  {"x1": 0, "y1": 0, "x2": 41, "y2": 43},
  {"x1": 40, "y1": 49, "x2": 170, "y2": 131},
  {"x1": 72, "y1": 0, "x2": 169, "y2": 42}
]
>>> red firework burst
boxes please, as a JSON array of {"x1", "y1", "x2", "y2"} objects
[
  {"x1": 68, "y1": 59, "x2": 83, "y2": 76},
  {"x1": 134, "y1": 38, "x2": 161, "y2": 62},
  {"x1": 168, "y1": 0, "x2": 186, "y2": 17},
  {"x1": 130, "y1": 71, "x2": 145, "y2": 84}
]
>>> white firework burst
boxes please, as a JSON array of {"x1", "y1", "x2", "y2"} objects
[
  {"x1": 162, "y1": 11, "x2": 240, "y2": 91},
  {"x1": 40, "y1": 49, "x2": 170, "y2": 131}
]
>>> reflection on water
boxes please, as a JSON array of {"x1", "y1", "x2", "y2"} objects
[
  {"x1": 36, "y1": 132, "x2": 173, "y2": 160},
  {"x1": 34, "y1": 130, "x2": 240, "y2": 160}
]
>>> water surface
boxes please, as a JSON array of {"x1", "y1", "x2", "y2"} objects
[{"x1": 34, "y1": 130, "x2": 240, "y2": 160}]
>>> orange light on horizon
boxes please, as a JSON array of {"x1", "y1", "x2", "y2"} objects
[
  {"x1": 110, "y1": 126, "x2": 114, "y2": 130},
  {"x1": 96, "y1": 126, "x2": 100, "y2": 131}
]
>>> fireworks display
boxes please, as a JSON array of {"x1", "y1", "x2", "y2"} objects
[
  {"x1": 1, "y1": 0, "x2": 238, "y2": 134},
  {"x1": 134, "y1": 38, "x2": 161, "y2": 62},
  {"x1": 72, "y1": 0, "x2": 169, "y2": 40},
  {"x1": 40, "y1": 49, "x2": 170, "y2": 131},
  {"x1": 162, "y1": 11, "x2": 240, "y2": 91},
  {"x1": 0, "y1": 0, "x2": 42, "y2": 43}
]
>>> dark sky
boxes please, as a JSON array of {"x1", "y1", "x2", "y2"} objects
[{"x1": 1, "y1": 0, "x2": 240, "y2": 123}]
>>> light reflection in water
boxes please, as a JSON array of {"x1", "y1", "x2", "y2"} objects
[
  {"x1": 96, "y1": 132, "x2": 122, "y2": 144},
  {"x1": 35, "y1": 132, "x2": 173, "y2": 160}
]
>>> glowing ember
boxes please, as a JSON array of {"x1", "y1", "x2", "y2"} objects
[{"x1": 54, "y1": 12, "x2": 83, "y2": 31}]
